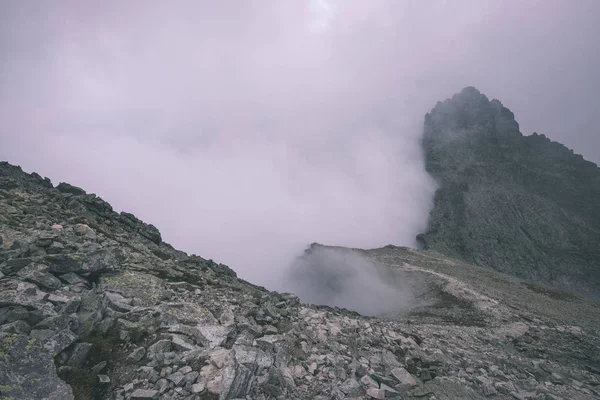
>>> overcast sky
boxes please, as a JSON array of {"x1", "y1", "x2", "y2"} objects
[{"x1": 1, "y1": 1, "x2": 598, "y2": 289}]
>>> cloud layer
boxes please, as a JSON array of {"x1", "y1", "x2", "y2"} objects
[
  {"x1": 1, "y1": 1, "x2": 599, "y2": 289},
  {"x1": 286, "y1": 246, "x2": 425, "y2": 316}
]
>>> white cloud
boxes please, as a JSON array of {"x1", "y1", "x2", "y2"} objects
[{"x1": 1, "y1": 0, "x2": 599, "y2": 290}]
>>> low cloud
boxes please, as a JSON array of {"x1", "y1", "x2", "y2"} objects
[
  {"x1": 1, "y1": 1, "x2": 599, "y2": 290},
  {"x1": 284, "y1": 246, "x2": 422, "y2": 317}
]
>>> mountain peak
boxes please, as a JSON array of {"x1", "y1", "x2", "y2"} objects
[
  {"x1": 455, "y1": 85, "x2": 484, "y2": 100},
  {"x1": 420, "y1": 88, "x2": 600, "y2": 299},
  {"x1": 425, "y1": 87, "x2": 520, "y2": 139}
]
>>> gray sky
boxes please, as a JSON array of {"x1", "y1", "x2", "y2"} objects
[{"x1": 1, "y1": 1, "x2": 598, "y2": 289}]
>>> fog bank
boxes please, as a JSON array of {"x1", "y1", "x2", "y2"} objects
[{"x1": 1, "y1": 1, "x2": 599, "y2": 288}]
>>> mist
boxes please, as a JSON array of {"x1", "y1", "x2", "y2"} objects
[
  {"x1": 1, "y1": 1, "x2": 599, "y2": 290},
  {"x1": 286, "y1": 246, "x2": 424, "y2": 317}
]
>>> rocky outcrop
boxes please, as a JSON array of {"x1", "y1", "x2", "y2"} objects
[
  {"x1": 1, "y1": 160, "x2": 599, "y2": 400},
  {"x1": 419, "y1": 87, "x2": 600, "y2": 299}
]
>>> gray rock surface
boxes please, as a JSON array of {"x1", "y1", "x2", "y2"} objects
[
  {"x1": 420, "y1": 87, "x2": 600, "y2": 299},
  {"x1": 0, "y1": 160, "x2": 599, "y2": 399}
]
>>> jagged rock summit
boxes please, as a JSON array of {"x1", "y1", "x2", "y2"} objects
[
  {"x1": 1, "y1": 144, "x2": 600, "y2": 397},
  {"x1": 420, "y1": 87, "x2": 600, "y2": 299}
]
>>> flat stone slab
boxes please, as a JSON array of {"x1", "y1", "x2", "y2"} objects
[{"x1": 130, "y1": 388, "x2": 159, "y2": 399}]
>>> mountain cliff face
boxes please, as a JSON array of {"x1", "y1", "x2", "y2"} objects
[{"x1": 419, "y1": 87, "x2": 600, "y2": 298}]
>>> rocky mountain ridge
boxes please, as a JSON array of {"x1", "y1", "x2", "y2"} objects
[
  {"x1": 1, "y1": 160, "x2": 600, "y2": 400},
  {"x1": 419, "y1": 87, "x2": 600, "y2": 299}
]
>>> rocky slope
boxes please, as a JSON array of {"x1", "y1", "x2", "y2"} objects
[
  {"x1": 1, "y1": 160, "x2": 599, "y2": 400},
  {"x1": 419, "y1": 87, "x2": 600, "y2": 299}
]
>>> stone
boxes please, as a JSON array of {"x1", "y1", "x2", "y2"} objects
[
  {"x1": 17, "y1": 263, "x2": 62, "y2": 291},
  {"x1": 98, "y1": 374, "x2": 111, "y2": 384},
  {"x1": 104, "y1": 291, "x2": 133, "y2": 312},
  {"x1": 0, "y1": 281, "x2": 49, "y2": 308},
  {"x1": 482, "y1": 381, "x2": 497, "y2": 396},
  {"x1": 178, "y1": 365, "x2": 192, "y2": 374},
  {"x1": 130, "y1": 389, "x2": 159, "y2": 399},
  {"x1": 220, "y1": 364, "x2": 254, "y2": 399},
  {"x1": 339, "y1": 378, "x2": 362, "y2": 396},
  {"x1": 34, "y1": 314, "x2": 79, "y2": 332},
  {"x1": 56, "y1": 182, "x2": 86, "y2": 196},
  {"x1": 127, "y1": 346, "x2": 146, "y2": 363},
  {"x1": 47, "y1": 294, "x2": 69, "y2": 304},
  {"x1": 264, "y1": 325, "x2": 279, "y2": 335},
  {"x1": 66, "y1": 342, "x2": 92, "y2": 368},
  {"x1": 2, "y1": 258, "x2": 32, "y2": 274},
  {"x1": 51, "y1": 224, "x2": 64, "y2": 232},
  {"x1": 74, "y1": 223, "x2": 96, "y2": 238},
  {"x1": 234, "y1": 344, "x2": 274, "y2": 370},
  {"x1": 166, "y1": 324, "x2": 203, "y2": 344},
  {"x1": 379, "y1": 384, "x2": 399, "y2": 398},
  {"x1": 157, "y1": 302, "x2": 218, "y2": 325},
  {"x1": 370, "y1": 373, "x2": 397, "y2": 388},
  {"x1": 148, "y1": 339, "x2": 172, "y2": 355},
  {"x1": 96, "y1": 317, "x2": 114, "y2": 335},
  {"x1": 171, "y1": 334, "x2": 197, "y2": 351},
  {"x1": 191, "y1": 382, "x2": 205, "y2": 393},
  {"x1": 366, "y1": 387, "x2": 385, "y2": 399},
  {"x1": 45, "y1": 249, "x2": 121, "y2": 275},
  {"x1": 47, "y1": 241, "x2": 65, "y2": 254},
  {"x1": 120, "y1": 211, "x2": 162, "y2": 244},
  {"x1": 9, "y1": 240, "x2": 22, "y2": 250},
  {"x1": 167, "y1": 371, "x2": 186, "y2": 386},
  {"x1": 219, "y1": 307, "x2": 235, "y2": 326},
  {"x1": 58, "y1": 272, "x2": 89, "y2": 286},
  {"x1": 391, "y1": 367, "x2": 417, "y2": 391},
  {"x1": 0, "y1": 329, "x2": 75, "y2": 399},
  {"x1": 156, "y1": 378, "x2": 169, "y2": 394},
  {"x1": 196, "y1": 324, "x2": 230, "y2": 349},
  {"x1": 381, "y1": 349, "x2": 402, "y2": 369},
  {"x1": 184, "y1": 370, "x2": 199, "y2": 385},
  {"x1": 60, "y1": 299, "x2": 81, "y2": 314},
  {"x1": 494, "y1": 381, "x2": 515, "y2": 394},
  {"x1": 0, "y1": 320, "x2": 32, "y2": 334},
  {"x1": 36, "y1": 236, "x2": 56, "y2": 248},
  {"x1": 419, "y1": 369, "x2": 433, "y2": 382},
  {"x1": 361, "y1": 375, "x2": 379, "y2": 388},
  {"x1": 91, "y1": 361, "x2": 107, "y2": 374},
  {"x1": 254, "y1": 334, "x2": 282, "y2": 351},
  {"x1": 550, "y1": 372, "x2": 565, "y2": 384}
]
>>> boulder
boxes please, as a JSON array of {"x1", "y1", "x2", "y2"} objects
[
  {"x1": 391, "y1": 367, "x2": 418, "y2": 392},
  {"x1": 17, "y1": 263, "x2": 62, "y2": 291},
  {"x1": 74, "y1": 223, "x2": 96, "y2": 238},
  {"x1": 130, "y1": 389, "x2": 159, "y2": 399},
  {"x1": 127, "y1": 346, "x2": 146, "y2": 363},
  {"x1": 66, "y1": 342, "x2": 92, "y2": 368},
  {"x1": 56, "y1": 182, "x2": 86, "y2": 196},
  {"x1": 220, "y1": 363, "x2": 254, "y2": 399}
]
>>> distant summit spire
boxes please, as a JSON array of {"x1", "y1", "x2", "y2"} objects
[
  {"x1": 419, "y1": 87, "x2": 600, "y2": 299},
  {"x1": 424, "y1": 86, "x2": 520, "y2": 139},
  {"x1": 458, "y1": 86, "x2": 482, "y2": 96}
]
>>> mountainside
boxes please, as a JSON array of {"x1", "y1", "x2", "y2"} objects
[
  {"x1": 419, "y1": 87, "x2": 600, "y2": 299},
  {"x1": 1, "y1": 161, "x2": 600, "y2": 400}
]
